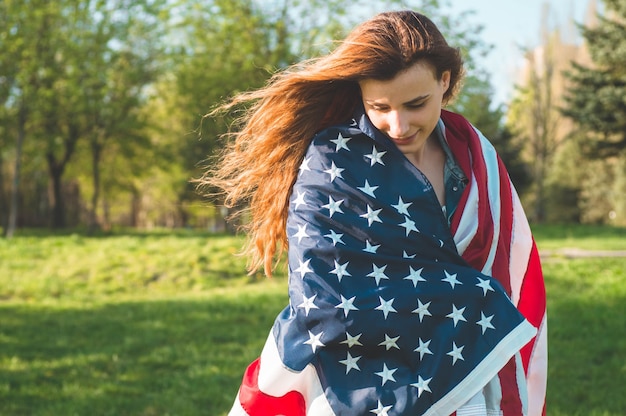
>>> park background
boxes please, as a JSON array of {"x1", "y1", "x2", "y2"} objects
[{"x1": 1, "y1": 0, "x2": 625, "y2": 415}]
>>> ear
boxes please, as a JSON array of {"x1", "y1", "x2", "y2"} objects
[{"x1": 441, "y1": 70, "x2": 451, "y2": 92}]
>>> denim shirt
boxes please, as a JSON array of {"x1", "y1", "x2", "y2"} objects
[{"x1": 433, "y1": 119, "x2": 468, "y2": 225}]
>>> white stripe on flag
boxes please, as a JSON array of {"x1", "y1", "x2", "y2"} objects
[
  {"x1": 527, "y1": 314, "x2": 548, "y2": 416},
  {"x1": 475, "y1": 130, "x2": 501, "y2": 276},
  {"x1": 508, "y1": 190, "x2": 533, "y2": 307},
  {"x1": 454, "y1": 173, "x2": 479, "y2": 255},
  {"x1": 258, "y1": 333, "x2": 335, "y2": 415}
]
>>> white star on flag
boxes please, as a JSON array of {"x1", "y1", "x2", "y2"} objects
[
  {"x1": 335, "y1": 295, "x2": 358, "y2": 317},
  {"x1": 399, "y1": 216, "x2": 418, "y2": 236},
  {"x1": 330, "y1": 132, "x2": 351, "y2": 152},
  {"x1": 442, "y1": 270, "x2": 462, "y2": 288},
  {"x1": 404, "y1": 267, "x2": 426, "y2": 287},
  {"x1": 292, "y1": 190, "x2": 307, "y2": 209},
  {"x1": 414, "y1": 337, "x2": 433, "y2": 360},
  {"x1": 330, "y1": 260, "x2": 351, "y2": 282},
  {"x1": 411, "y1": 375, "x2": 433, "y2": 397},
  {"x1": 365, "y1": 146, "x2": 387, "y2": 166},
  {"x1": 292, "y1": 223, "x2": 310, "y2": 243},
  {"x1": 363, "y1": 240, "x2": 380, "y2": 253},
  {"x1": 378, "y1": 334, "x2": 400, "y2": 350},
  {"x1": 403, "y1": 250, "x2": 416, "y2": 258},
  {"x1": 324, "y1": 161, "x2": 345, "y2": 182},
  {"x1": 476, "y1": 276, "x2": 495, "y2": 296},
  {"x1": 322, "y1": 195, "x2": 344, "y2": 217},
  {"x1": 447, "y1": 342, "x2": 465, "y2": 365},
  {"x1": 294, "y1": 258, "x2": 313, "y2": 278},
  {"x1": 392, "y1": 196, "x2": 413, "y2": 216},
  {"x1": 446, "y1": 304, "x2": 467, "y2": 327},
  {"x1": 412, "y1": 299, "x2": 432, "y2": 322},
  {"x1": 375, "y1": 363, "x2": 397, "y2": 386},
  {"x1": 477, "y1": 312, "x2": 496, "y2": 334},
  {"x1": 339, "y1": 351, "x2": 361, "y2": 374},
  {"x1": 298, "y1": 294, "x2": 319, "y2": 316},
  {"x1": 358, "y1": 180, "x2": 379, "y2": 198},
  {"x1": 367, "y1": 264, "x2": 389, "y2": 285},
  {"x1": 341, "y1": 332, "x2": 363, "y2": 348},
  {"x1": 324, "y1": 229, "x2": 345, "y2": 246},
  {"x1": 375, "y1": 296, "x2": 397, "y2": 319},
  {"x1": 360, "y1": 205, "x2": 382, "y2": 226},
  {"x1": 299, "y1": 156, "x2": 311, "y2": 175},
  {"x1": 370, "y1": 400, "x2": 393, "y2": 416},
  {"x1": 304, "y1": 330, "x2": 325, "y2": 353}
]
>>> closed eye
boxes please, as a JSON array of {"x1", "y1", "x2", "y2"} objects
[{"x1": 406, "y1": 102, "x2": 426, "y2": 109}]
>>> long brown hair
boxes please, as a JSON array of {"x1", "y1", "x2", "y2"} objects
[{"x1": 199, "y1": 10, "x2": 464, "y2": 276}]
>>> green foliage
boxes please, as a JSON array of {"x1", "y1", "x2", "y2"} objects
[
  {"x1": 562, "y1": 0, "x2": 626, "y2": 157},
  {"x1": 449, "y1": 77, "x2": 531, "y2": 193},
  {"x1": 0, "y1": 0, "x2": 167, "y2": 229},
  {"x1": 1, "y1": 0, "x2": 512, "y2": 230}
]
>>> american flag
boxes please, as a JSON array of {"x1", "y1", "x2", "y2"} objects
[{"x1": 229, "y1": 109, "x2": 546, "y2": 416}]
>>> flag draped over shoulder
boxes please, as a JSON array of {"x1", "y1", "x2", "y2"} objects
[{"x1": 228, "y1": 109, "x2": 546, "y2": 416}]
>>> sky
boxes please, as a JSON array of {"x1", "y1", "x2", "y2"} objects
[{"x1": 443, "y1": 0, "x2": 593, "y2": 106}]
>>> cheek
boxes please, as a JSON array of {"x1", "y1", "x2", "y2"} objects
[{"x1": 366, "y1": 111, "x2": 388, "y2": 131}]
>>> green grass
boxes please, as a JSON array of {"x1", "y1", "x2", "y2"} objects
[
  {"x1": 532, "y1": 223, "x2": 626, "y2": 251},
  {"x1": 0, "y1": 225, "x2": 625, "y2": 415}
]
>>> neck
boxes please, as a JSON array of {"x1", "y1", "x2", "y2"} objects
[{"x1": 407, "y1": 134, "x2": 435, "y2": 168}]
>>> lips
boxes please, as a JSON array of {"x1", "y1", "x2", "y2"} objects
[{"x1": 390, "y1": 133, "x2": 417, "y2": 145}]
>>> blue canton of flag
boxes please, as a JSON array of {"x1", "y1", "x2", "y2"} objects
[{"x1": 270, "y1": 119, "x2": 535, "y2": 416}]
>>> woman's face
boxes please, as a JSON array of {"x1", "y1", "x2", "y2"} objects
[{"x1": 359, "y1": 62, "x2": 450, "y2": 158}]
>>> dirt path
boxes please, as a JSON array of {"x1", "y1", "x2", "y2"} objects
[{"x1": 540, "y1": 248, "x2": 626, "y2": 259}]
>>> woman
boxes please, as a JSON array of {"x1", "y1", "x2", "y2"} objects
[{"x1": 201, "y1": 10, "x2": 547, "y2": 416}]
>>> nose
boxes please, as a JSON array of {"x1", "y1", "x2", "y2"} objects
[{"x1": 387, "y1": 110, "x2": 410, "y2": 138}]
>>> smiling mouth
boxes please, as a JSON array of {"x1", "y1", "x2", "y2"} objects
[{"x1": 390, "y1": 133, "x2": 417, "y2": 144}]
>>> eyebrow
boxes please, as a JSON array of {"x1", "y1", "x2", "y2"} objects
[
  {"x1": 364, "y1": 94, "x2": 431, "y2": 106},
  {"x1": 404, "y1": 94, "x2": 430, "y2": 105}
]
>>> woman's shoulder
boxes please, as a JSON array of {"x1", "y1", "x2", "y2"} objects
[
  {"x1": 307, "y1": 119, "x2": 372, "y2": 154},
  {"x1": 313, "y1": 119, "x2": 364, "y2": 141},
  {"x1": 440, "y1": 109, "x2": 473, "y2": 131}
]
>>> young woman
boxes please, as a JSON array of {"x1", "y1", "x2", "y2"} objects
[{"x1": 201, "y1": 10, "x2": 547, "y2": 416}]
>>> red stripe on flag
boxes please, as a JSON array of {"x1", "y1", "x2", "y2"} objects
[
  {"x1": 516, "y1": 242, "x2": 546, "y2": 372},
  {"x1": 238, "y1": 358, "x2": 307, "y2": 416},
  {"x1": 444, "y1": 110, "x2": 495, "y2": 275},
  {"x1": 491, "y1": 158, "x2": 515, "y2": 295},
  {"x1": 499, "y1": 358, "x2": 523, "y2": 416}
]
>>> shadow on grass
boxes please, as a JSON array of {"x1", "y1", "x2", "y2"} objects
[{"x1": 0, "y1": 291, "x2": 287, "y2": 416}]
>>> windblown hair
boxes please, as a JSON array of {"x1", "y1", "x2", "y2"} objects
[{"x1": 199, "y1": 10, "x2": 464, "y2": 276}]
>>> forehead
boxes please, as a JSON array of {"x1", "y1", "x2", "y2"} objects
[{"x1": 359, "y1": 63, "x2": 438, "y2": 102}]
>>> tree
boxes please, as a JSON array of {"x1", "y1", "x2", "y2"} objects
[
  {"x1": 0, "y1": 0, "x2": 166, "y2": 230},
  {"x1": 0, "y1": 0, "x2": 58, "y2": 234},
  {"x1": 563, "y1": 0, "x2": 626, "y2": 157},
  {"x1": 450, "y1": 75, "x2": 531, "y2": 194},
  {"x1": 157, "y1": 0, "x2": 506, "y2": 227},
  {"x1": 506, "y1": 4, "x2": 582, "y2": 223},
  {"x1": 561, "y1": 0, "x2": 626, "y2": 224}
]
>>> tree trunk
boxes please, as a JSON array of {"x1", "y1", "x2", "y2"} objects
[
  {"x1": 6, "y1": 104, "x2": 27, "y2": 238},
  {"x1": 45, "y1": 120, "x2": 79, "y2": 229},
  {"x1": 88, "y1": 139, "x2": 102, "y2": 233},
  {"x1": 47, "y1": 158, "x2": 66, "y2": 229}
]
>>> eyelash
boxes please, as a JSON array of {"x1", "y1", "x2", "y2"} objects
[{"x1": 371, "y1": 103, "x2": 425, "y2": 112}]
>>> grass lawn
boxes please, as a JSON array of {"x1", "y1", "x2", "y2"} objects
[{"x1": 0, "y1": 225, "x2": 625, "y2": 415}]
